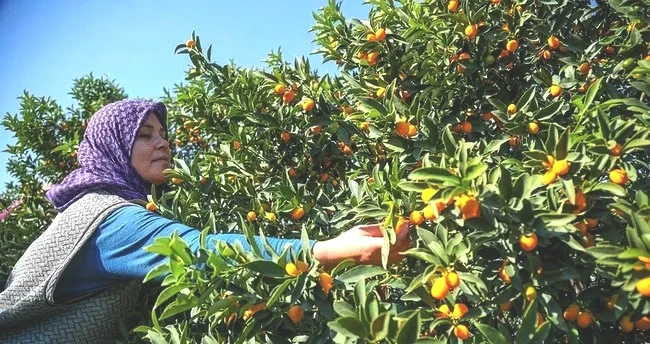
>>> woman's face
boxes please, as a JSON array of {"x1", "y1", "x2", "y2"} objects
[{"x1": 131, "y1": 113, "x2": 170, "y2": 185}]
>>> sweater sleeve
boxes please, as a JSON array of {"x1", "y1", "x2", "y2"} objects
[{"x1": 55, "y1": 205, "x2": 315, "y2": 300}]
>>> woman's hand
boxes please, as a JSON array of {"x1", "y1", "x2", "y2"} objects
[{"x1": 312, "y1": 221, "x2": 411, "y2": 269}]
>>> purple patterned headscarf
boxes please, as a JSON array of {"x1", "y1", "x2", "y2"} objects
[{"x1": 45, "y1": 99, "x2": 168, "y2": 211}]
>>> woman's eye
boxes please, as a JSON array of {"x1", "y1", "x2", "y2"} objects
[{"x1": 138, "y1": 134, "x2": 151, "y2": 138}]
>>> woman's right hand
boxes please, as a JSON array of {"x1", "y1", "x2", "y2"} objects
[{"x1": 312, "y1": 221, "x2": 411, "y2": 269}]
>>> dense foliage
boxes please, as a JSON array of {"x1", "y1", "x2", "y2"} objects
[{"x1": 2, "y1": 0, "x2": 650, "y2": 343}]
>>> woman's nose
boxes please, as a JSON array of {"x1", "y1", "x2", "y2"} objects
[{"x1": 155, "y1": 136, "x2": 169, "y2": 150}]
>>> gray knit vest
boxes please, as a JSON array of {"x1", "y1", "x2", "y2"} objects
[{"x1": 0, "y1": 192, "x2": 143, "y2": 343}]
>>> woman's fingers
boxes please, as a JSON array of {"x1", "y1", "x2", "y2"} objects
[
  {"x1": 354, "y1": 220, "x2": 412, "y2": 239},
  {"x1": 352, "y1": 223, "x2": 383, "y2": 236}
]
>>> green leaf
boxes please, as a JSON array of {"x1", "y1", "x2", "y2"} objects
[
  {"x1": 334, "y1": 300, "x2": 358, "y2": 318},
  {"x1": 514, "y1": 300, "x2": 538, "y2": 344},
  {"x1": 354, "y1": 279, "x2": 367, "y2": 320},
  {"x1": 408, "y1": 167, "x2": 461, "y2": 185},
  {"x1": 241, "y1": 260, "x2": 286, "y2": 278},
  {"x1": 397, "y1": 181, "x2": 430, "y2": 192},
  {"x1": 328, "y1": 317, "x2": 368, "y2": 339},
  {"x1": 537, "y1": 213, "x2": 576, "y2": 227},
  {"x1": 484, "y1": 138, "x2": 508, "y2": 155},
  {"x1": 144, "y1": 264, "x2": 171, "y2": 283},
  {"x1": 337, "y1": 265, "x2": 387, "y2": 283},
  {"x1": 530, "y1": 321, "x2": 552, "y2": 344},
  {"x1": 365, "y1": 297, "x2": 379, "y2": 326},
  {"x1": 475, "y1": 323, "x2": 509, "y2": 344},
  {"x1": 160, "y1": 299, "x2": 198, "y2": 321},
  {"x1": 463, "y1": 163, "x2": 488, "y2": 182},
  {"x1": 617, "y1": 248, "x2": 648, "y2": 260},
  {"x1": 623, "y1": 139, "x2": 650, "y2": 153},
  {"x1": 536, "y1": 101, "x2": 563, "y2": 121},
  {"x1": 144, "y1": 330, "x2": 169, "y2": 344},
  {"x1": 396, "y1": 311, "x2": 421, "y2": 344},
  {"x1": 384, "y1": 138, "x2": 405, "y2": 153},
  {"x1": 203, "y1": 296, "x2": 236, "y2": 317},
  {"x1": 169, "y1": 234, "x2": 193, "y2": 265},
  {"x1": 402, "y1": 248, "x2": 443, "y2": 265},
  {"x1": 154, "y1": 284, "x2": 191, "y2": 309},
  {"x1": 577, "y1": 77, "x2": 602, "y2": 118},
  {"x1": 516, "y1": 86, "x2": 536, "y2": 111},
  {"x1": 442, "y1": 126, "x2": 457, "y2": 157},
  {"x1": 488, "y1": 96, "x2": 507, "y2": 114},
  {"x1": 586, "y1": 244, "x2": 625, "y2": 259},
  {"x1": 266, "y1": 279, "x2": 292, "y2": 308},
  {"x1": 371, "y1": 312, "x2": 392, "y2": 342},
  {"x1": 360, "y1": 98, "x2": 388, "y2": 116},
  {"x1": 537, "y1": 268, "x2": 580, "y2": 285},
  {"x1": 589, "y1": 183, "x2": 627, "y2": 197},
  {"x1": 554, "y1": 128, "x2": 570, "y2": 160}
]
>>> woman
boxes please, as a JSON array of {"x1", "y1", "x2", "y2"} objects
[{"x1": 0, "y1": 99, "x2": 411, "y2": 343}]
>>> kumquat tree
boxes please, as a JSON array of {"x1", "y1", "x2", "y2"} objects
[{"x1": 2, "y1": 0, "x2": 650, "y2": 343}]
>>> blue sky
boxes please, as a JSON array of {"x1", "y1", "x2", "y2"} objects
[{"x1": 0, "y1": 0, "x2": 368, "y2": 191}]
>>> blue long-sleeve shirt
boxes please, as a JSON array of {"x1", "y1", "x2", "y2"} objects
[{"x1": 55, "y1": 205, "x2": 313, "y2": 301}]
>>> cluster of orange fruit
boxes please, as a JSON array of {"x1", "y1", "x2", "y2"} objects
[
  {"x1": 454, "y1": 194, "x2": 480, "y2": 220},
  {"x1": 357, "y1": 27, "x2": 387, "y2": 66},
  {"x1": 333, "y1": 138, "x2": 352, "y2": 154},
  {"x1": 175, "y1": 120, "x2": 206, "y2": 146},
  {"x1": 541, "y1": 155, "x2": 570, "y2": 186},
  {"x1": 409, "y1": 189, "x2": 482, "y2": 226},
  {"x1": 609, "y1": 168, "x2": 628, "y2": 185},
  {"x1": 452, "y1": 121, "x2": 472, "y2": 134},
  {"x1": 286, "y1": 260, "x2": 335, "y2": 295},
  {"x1": 357, "y1": 51, "x2": 380, "y2": 66},
  {"x1": 366, "y1": 27, "x2": 386, "y2": 42},
  {"x1": 539, "y1": 35, "x2": 562, "y2": 61},
  {"x1": 574, "y1": 218, "x2": 598, "y2": 247},
  {"x1": 562, "y1": 304, "x2": 593, "y2": 328},
  {"x1": 619, "y1": 314, "x2": 650, "y2": 333},
  {"x1": 273, "y1": 83, "x2": 297, "y2": 105},
  {"x1": 450, "y1": 52, "x2": 471, "y2": 73},
  {"x1": 437, "y1": 303, "x2": 471, "y2": 340},
  {"x1": 568, "y1": 189, "x2": 588, "y2": 214},
  {"x1": 242, "y1": 301, "x2": 305, "y2": 325},
  {"x1": 408, "y1": 188, "x2": 445, "y2": 225},
  {"x1": 604, "y1": 287, "x2": 650, "y2": 332},
  {"x1": 285, "y1": 260, "x2": 309, "y2": 277},
  {"x1": 430, "y1": 270, "x2": 461, "y2": 300},
  {"x1": 246, "y1": 207, "x2": 305, "y2": 222},
  {"x1": 395, "y1": 119, "x2": 418, "y2": 138}
]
